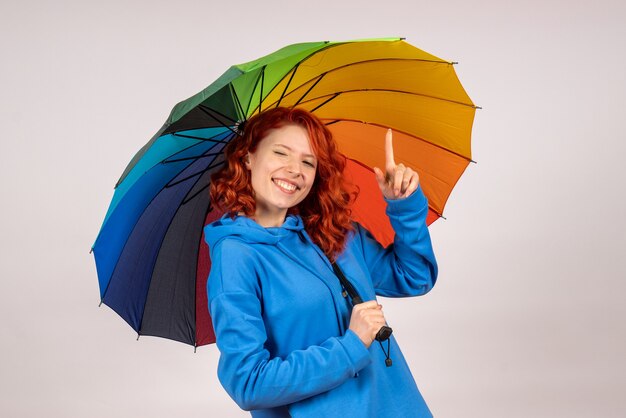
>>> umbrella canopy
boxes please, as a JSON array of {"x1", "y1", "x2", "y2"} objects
[{"x1": 92, "y1": 38, "x2": 477, "y2": 348}]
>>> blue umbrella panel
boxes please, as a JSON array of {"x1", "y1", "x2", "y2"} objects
[{"x1": 92, "y1": 126, "x2": 232, "y2": 347}]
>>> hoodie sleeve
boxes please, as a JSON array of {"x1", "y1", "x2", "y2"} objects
[
  {"x1": 207, "y1": 239, "x2": 371, "y2": 411},
  {"x1": 357, "y1": 185, "x2": 438, "y2": 297}
]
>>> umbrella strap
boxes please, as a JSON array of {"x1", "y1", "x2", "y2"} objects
[
  {"x1": 331, "y1": 262, "x2": 363, "y2": 304},
  {"x1": 331, "y1": 262, "x2": 393, "y2": 367}
]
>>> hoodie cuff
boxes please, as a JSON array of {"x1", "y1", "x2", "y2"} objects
[
  {"x1": 339, "y1": 330, "x2": 372, "y2": 372},
  {"x1": 385, "y1": 184, "x2": 428, "y2": 215}
]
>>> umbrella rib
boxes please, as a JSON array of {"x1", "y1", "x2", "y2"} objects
[
  {"x1": 100, "y1": 144, "x2": 225, "y2": 340},
  {"x1": 297, "y1": 87, "x2": 478, "y2": 109},
  {"x1": 174, "y1": 146, "x2": 226, "y2": 206},
  {"x1": 181, "y1": 182, "x2": 210, "y2": 206},
  {"x1": 310, "y1": 93, "x2": 341, "y2": 113},
  {"x1": 250, "y1": 56, "x2": 458, "y2": 115},
  {"x1": 159, "y1": 131, "x2": 233, "y2": 165},
  {"x1": 276, "y1": 64, "x2": 299, "y2": 109},
  {"x1": 166, "y1": 160, "x2": 226, "y2": 189},
  {"x1": 196, "y1": 105, "x2": 238, "y2": 135},
  {"x1": 137, "y1": 164, "x2": 215, "y2": 346},
  {"x1": 197, "y1": 104, "x2": 237, "y2": 124},
  {"x1": 163, "y1": 150, "x2": 225, "y2": 164},
  {"x1": 246, "y1": 41, "x2": 337, "y2": 114},
  {"x1": 180, "y1": 160, "x2": 226, "y2": 206},
  {"x1": 245, "y1": 68, "x2": 265, "y2": 117},
  {"x1": 155, "y1": 153, "x2": 226, "y2": 346},
  {"x1": 96, "y1": 138, "x2": 215, "y2": 252},
  {"x1": 293, "y1": 73, "x2": 326, "y2": 107},
  {"x1": 159, "y1": 140, "x2": 225, "y2": 194},
  {"x1": 113, "y1": 133, "x2": 228, "y2": 197},
  {"x1": 229, "y1": 83, "x2": 246, "y2": 121},
  {"x1": 172, "y1": 131, "x2": 231, "y2": 143},
  {"x1": 321, "y1": 118, "x2": 474, "y2": 163}
]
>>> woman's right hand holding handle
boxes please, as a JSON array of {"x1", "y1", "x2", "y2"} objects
[{"x1": 348, "y1": 300, "x2": 387, "y2": 348}]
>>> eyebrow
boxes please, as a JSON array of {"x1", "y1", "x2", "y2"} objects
[{"x1": 274, "y1": 143, "x2": 317, "y2": 160}]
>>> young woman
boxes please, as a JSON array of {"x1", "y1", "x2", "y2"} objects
[{"x1": 205, "y1": 107, "x2": 438, "y2": 417}]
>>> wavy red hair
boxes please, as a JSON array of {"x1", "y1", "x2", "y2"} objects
[{"x1": 210, "y1": 107, "x2": 356, "y2": 260}]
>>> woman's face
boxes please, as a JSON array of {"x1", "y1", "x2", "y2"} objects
[{"x1": 245, "y1": 124, "x2": 317, "y2": 227}]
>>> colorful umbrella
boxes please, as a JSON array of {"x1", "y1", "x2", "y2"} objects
[{"x1": 92, "y1": 38, "x2": 477, "y2": 348}]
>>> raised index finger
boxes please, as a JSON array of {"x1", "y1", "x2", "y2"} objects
[{"x1": 385, "y1": 129, "x2": 396, "y2": 172}]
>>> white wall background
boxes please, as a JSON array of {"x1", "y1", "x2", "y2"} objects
[{"x1": 1, "y1": 0, "x2": 625, "y2": 416}]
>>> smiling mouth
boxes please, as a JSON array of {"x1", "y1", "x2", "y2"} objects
[{"x1": 273, "y1": 179, "x2": 299, "y2": 193}]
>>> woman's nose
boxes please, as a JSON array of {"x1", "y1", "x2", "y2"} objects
[{"x1": 286, "y1": 160, "x2": 302, "y2": 175}]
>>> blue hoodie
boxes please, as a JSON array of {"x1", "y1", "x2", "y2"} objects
[{"x1": 204, "y1": 186, "x2": 438, "y2": 417}]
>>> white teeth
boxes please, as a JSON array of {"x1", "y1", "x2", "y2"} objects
[{"x1": 274, "y1": 179, "x2": 297, "y2": 191}]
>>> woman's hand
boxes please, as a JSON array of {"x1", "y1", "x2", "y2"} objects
[
  {"x1": 373, "y1": 129, "x2": 420, "y2": 200},
  {"x1": 348, "y1": 300, "x2": 387, "y2": 348}
]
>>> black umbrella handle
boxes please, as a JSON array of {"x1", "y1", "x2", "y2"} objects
[{"x1": 375, "y1": 325, "x2": 393, "y2": 342}]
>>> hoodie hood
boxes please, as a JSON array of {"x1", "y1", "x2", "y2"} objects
[{"x1": 204, "y1": 213, "x2": 305, "y2": 249}]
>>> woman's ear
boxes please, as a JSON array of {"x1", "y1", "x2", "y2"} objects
[{"x1": 244, "y1": 153, "x2": 251, "y2": 169}]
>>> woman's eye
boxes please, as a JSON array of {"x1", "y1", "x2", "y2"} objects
[
  {"x1": 273, "y1": 151, "x2": 287, "y2": 156},
  {"x1": 303, "y1": 161, "x2": 316, "y2": 168}
]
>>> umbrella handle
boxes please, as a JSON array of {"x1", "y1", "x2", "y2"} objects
[
  {"x1": 354, "y1": 296, "x2": 393, "y2": 341},
  {"x1": 332, "y1": 263, "x2": 393, "y2": 342},
  {"x1": 375, "y1": 325, "x2": 393, "y2": 342}
]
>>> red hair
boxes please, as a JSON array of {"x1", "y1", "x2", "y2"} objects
[{"x1": 210, "y1": 107, "x2": 356, "y2": 260}]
